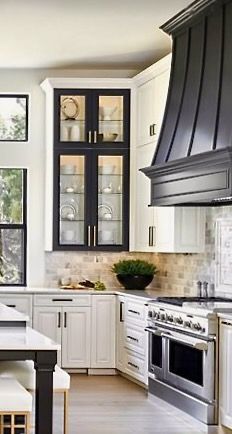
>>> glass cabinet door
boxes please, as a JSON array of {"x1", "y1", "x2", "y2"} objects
[
  {"x1": 98, "y1": 95, "x2": 124, "y2": 143},
  {"x1": 59, "y1": 155, "x2": 85, "y2": 245},
  {"x1": 97, "y1": 155, "x2": 124, "y2": 246},
  {"x1": 59, "y1": 94, "x2": 87, "y2": 143}
]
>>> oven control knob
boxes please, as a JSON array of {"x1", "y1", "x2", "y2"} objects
[
  {"x1": 167, "y1": 315, "x2": 174, "y2": 322},
  {"x1": 160, "y1": 313, "x2": 165, "y2": 321},
  {"x1": 175, "y1": 316, "x2": 183, "y2": 325},
  {"x1": 184, "y1": 321, "x2": 191, "y2": 328},
  {"x1": 156, "y1": 313, "x2": 161, "y2": 320},
  {"x1": 193, "y1": 322, "x2": 202, "y2": 331},
  {"x1": 148, "y1": 310, "x2": 153, "y2": 318}
]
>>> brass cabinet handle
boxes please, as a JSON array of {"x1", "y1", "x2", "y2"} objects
[
  {"x1": 87, "y1": 225, "x2": 91, "y2": 247},
  {"x1": 94, "y1": 130, "x2": 97, "y2": 143},
  {"x1": 88, "y1": 131, "x2": 92, "y2": 143},
  {"x1": 93, "y1": 225, "x2": 97, "y2": 246},
  {"x1": 149, "y1": 125, "x2": 153, "y2": 137}
]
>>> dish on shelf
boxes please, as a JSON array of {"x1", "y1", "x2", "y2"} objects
[
  {"x1": 98, "y1": 204, "x2": 113, "y2": 220},
  {"x1": 99, "y1": 165, "x2": 116, "y2": 175},
  {"x1": 61, "y1": 97, "x2": 80, "y2": 120},
  {"x1": 99, "y1": 106, "x2": 117, "y2": 121},
  {"x1": 60, "y1": 200, "x2": 79, "y2": 220},
  {"x1": 98, "y1": 133, "x2": 118, "y2": 142}
]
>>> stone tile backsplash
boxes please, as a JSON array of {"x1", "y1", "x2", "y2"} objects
[{"x1": 45, "y1": 206, "x2": 232, "y2": 295}]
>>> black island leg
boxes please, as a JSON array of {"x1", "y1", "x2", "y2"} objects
[{"x1": 34, "y1": 351, "x2": 57, "y2": 434}]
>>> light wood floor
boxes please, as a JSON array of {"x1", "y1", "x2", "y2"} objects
[{"x1": 52, "y1": 374, "x2": 231, "y2": 434}]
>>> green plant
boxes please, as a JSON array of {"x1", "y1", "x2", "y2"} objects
[
  {"x1": 94, "y1": 280, "x2": 106, "y2": 291},
  {"x1": 112, "y1": 259, "x2": 157, "y2": 276}
]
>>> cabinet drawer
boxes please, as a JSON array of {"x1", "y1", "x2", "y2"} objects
[
  {"x1": 124, "y1": 350, "x2": 146, "y2": 383},
  {"x1": 0, "y1": 295, "x2": 32, "y2": 318},
  {"x1": 125, "y1": 300, "x2": 146, "y2": 323},
  {"x1": 124, "y1": 324, "x2": 146, "y2": 356},
  {"x1": 33, "y1": 294, "x2": 91, "y2": 307}
]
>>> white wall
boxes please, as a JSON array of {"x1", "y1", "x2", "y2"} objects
[{"x1": 0, "y1": 68, "x2": 137, "y2": 286}]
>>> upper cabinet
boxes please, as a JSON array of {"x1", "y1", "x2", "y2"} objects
[
  {"x1": 41, "y1": 79, "x2": 134, "y2": 251},
  {"x1": 130, "y1": 55, "x2": 206, "y2": 254},
  {"x1": 54, "y1": 89, "x2": 130, "y2": 147},
  {"x1": 137, "y1": 68, "x2": 170, "y2": 147}
]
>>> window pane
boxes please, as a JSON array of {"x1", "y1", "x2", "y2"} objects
[
  {"x1": 0, "y1": 169, "x2": 23, "y2": 223},
  {"x1": 0, "y1": 229, "x2": 25, "y2": 285},
  {"x1": 0, "y1": 95, "x2": 28, "y2": 141}
]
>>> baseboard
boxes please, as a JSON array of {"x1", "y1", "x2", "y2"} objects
[
  {"x1": 88, "y1": 369, "x2": 117, "y2": 375},
  {"x1": 66, "y1": 368, "x2": 87, "y2": 374}
]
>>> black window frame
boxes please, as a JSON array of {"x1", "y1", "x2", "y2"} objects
[
  {"x1": 0, "y1": 168, "x2": 27, "y2": 286},
  {"x1": 0, "y1": 94, "x2": 29, "y2": 142}
]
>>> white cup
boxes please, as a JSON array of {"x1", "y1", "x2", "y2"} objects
[
  {"x1": 60, "y1": 125, "x2": 70, "y2": 141},
  {"x1": 70, "y1": 125, "x2": 80, "y2": 141},
  {"x1": 62, "y1": 230, "x2": 76, "y2": 242}
]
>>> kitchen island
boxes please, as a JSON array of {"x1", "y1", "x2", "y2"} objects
[{"x1": 0, "y1": 303, "x2": 60, "y2": 434}]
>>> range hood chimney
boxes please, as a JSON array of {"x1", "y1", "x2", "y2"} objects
[{"x1": 142, "y1": 0, "x2": 232, "y2": 206}]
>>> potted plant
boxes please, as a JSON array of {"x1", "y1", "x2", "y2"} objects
[{"x1": 112, "y1": 259, "x2": 157, "y2": 290}]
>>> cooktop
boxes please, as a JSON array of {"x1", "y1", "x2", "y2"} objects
[{"x1": 155, "y1": 296, "x2": 232, "y2": 307}]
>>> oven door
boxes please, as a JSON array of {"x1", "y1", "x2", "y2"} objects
[
  {"x1": 145, "y1": 327, "x2": 165, "y2": 380},
  {"x1": 164, "y1": 330, "x2": 215, "y2": 402}
]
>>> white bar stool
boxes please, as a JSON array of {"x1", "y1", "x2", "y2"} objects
[
  {"x1": 0, "y1": 361, "x2": 70, "y2": 434},
  {"x1": 0, "y1": 377, "x2": 32, "y2": 434}
]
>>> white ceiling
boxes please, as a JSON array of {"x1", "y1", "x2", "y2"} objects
[{"x1": 1, "y1": 0, "x2": 192, "y2": 69}]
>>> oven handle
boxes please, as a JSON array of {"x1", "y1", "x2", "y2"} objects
[
  {"x1": 160, "y1": 332, "x2": 209, "y2": 351},
  {"x1": 145, "y1": 327, "x2": 209, "y2": 351},
  {"x1": 145, "y1": 327, "x2": 162, "y2": 336}
]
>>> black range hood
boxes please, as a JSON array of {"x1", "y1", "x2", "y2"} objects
[{"x1": 141, "y1": 0, "x2": 232, "y2": 206}]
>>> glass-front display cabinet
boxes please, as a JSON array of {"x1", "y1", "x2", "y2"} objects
[
  {"x1": 53, "y1": 149, "x2": 129, "y2": 251},
  {"x1": 54, "y1": 89, "x2": 130, "y2": 147},
  {"x1": 53, "y1": 88, "x2": 130, "y2": 251}
]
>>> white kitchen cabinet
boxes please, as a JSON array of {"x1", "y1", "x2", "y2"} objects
[
  {"x1": 137, "y1": 56, "x2": 171, "y2": 147},
  {"x1": 91, "y1": 295, "x2": 116, "y2": 369},
  {"x1": 62, "y1": 307, "x2": 91, "y2": 368},
  {"x1": 33, "y1": 296, "x2": 91, "y2": 369},
  {"x1": 116, "y1": 295, "x2": 148, "y2": 385},
  {"x1": 135, "y1": 142, "x2": 206, "y2": 253},
  {"x1": 116, "y1": 296, "x2": 125, "y2": 372},
  {"x1": 219, "y1": 318, "x2": 232, "y2": 429},
  {"x1": 33, "y1": 306, "x2": 62, "y2": 365}
]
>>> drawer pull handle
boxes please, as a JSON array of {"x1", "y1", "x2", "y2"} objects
[
  {"x1": 128, "y1": 361, "x2": 139, "y2": 370},
  {"x1": 127, "y1": 335, "x2": 139, "y2": 342},
  {"x1": 6, "y1": 304, "x2": 16, "y2": 309},
  {"x1": 120, "y1": 302, "x2": 124, "y2": 322},
  {"x1": 128, "y1": 309, "x2": 140, "y2": 315},
  {"x1": 52, "y1": 299, "x2": 73, "y2": 302},
  {"x1": 57, "y1": 312, "x2": 61, "y2": 328},
  {"x1": 64, "y1": 312, "x2": 67, "y2": 328}
]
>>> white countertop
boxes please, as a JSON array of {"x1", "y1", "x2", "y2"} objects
[
  {"x1": 0, "y1": 326, "x2": 60, "y2": 350},
  {"x1": 0, "y1": 286, "x2": 166, "y2": 301}
]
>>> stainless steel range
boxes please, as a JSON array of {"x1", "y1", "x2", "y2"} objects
[{"x1": 146, "y1": 296, "x2": 232, "y2": 425}]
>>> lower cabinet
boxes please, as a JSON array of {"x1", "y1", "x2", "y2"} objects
[
  {"x1": 116, "y1": 296, "x2": 125, "y2": 371},
  {"x1": 33, "y1": 303, "x2": 91, "y2": 368},
  {"x1": 116, "y1": 295, "x2": 148, "y2": 385},
  {"x1": 219, "y1": 318, "x2": 232, "y2": 429},
  {"x1": 91, "y1": 295, "x2": 116, "y2": 369},
  {"x1": 33, "y1": 294, "x2": 116, "y2": 370}
]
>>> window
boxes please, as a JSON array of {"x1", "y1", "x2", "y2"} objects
[
  {"x1": 0, "y1": 95, "x2": 28, "y2": 141},
  {"x1": 0, "y1": 169, "x2": 27, "y2": 285}
]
